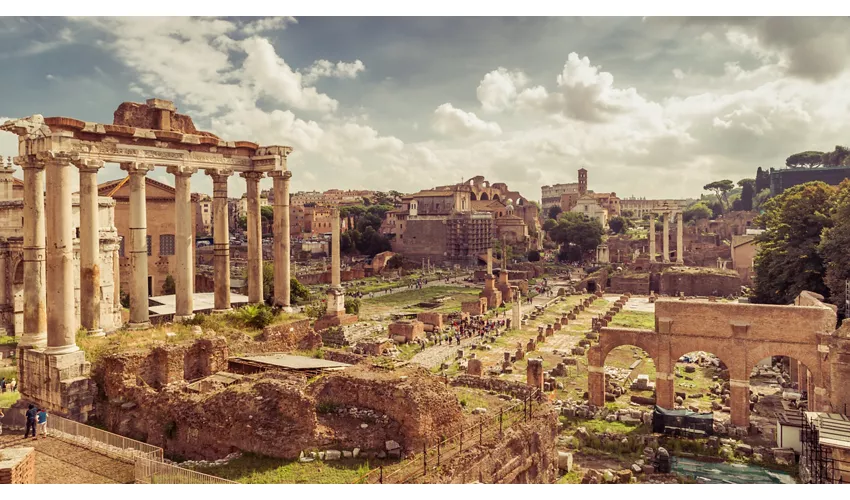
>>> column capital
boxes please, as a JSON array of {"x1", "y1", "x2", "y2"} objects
[
  {"x1": 166, "y1": 165, "x2": 199, "y2": 177},
  {"x1": 269, "y1": 170, "x2": 292, "y2": 180},
  {"x1": 72, "y1": 157, "x2": 105, "y2": 173},
  {"x1": 35, "y1": 150, "x2": 74, "y2": 167},
  {"x1": 205, "y1": 168, "x2": 234, "y2": 182},
  {"x1": 240, "y1": 171, "x2": 265, "y2": 181},
  {"x1": 120, "y1": 162, "x2": 155, "y2": 176},
  {"x1": 14, "y1": 155, "x2": 41, "y2": 170}
]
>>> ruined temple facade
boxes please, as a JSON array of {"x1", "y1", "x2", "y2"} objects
[
  {"x1": 1, "y1": 98, "x2": 294, "y2": 420},
  {"x1": 0, "y1": 160, "x2": 122, "y2": 336}
]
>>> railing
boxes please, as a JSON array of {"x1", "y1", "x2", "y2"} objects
[
  {"x1": 134, "y1": 457, "x2": 237, "y2": 484},
  {"x1": 48, "y1": 414, "x2": 163, "y2": 462},
  {"x1": 9, "y1": 412, "x2": 235, "y2": 484},
  {"x1": 352, "y1": 389, "x2": 542, "y2": 484}
]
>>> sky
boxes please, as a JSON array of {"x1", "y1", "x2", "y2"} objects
[{"x1": 1, "y1": 16, "x2": 850, "y2": 202}]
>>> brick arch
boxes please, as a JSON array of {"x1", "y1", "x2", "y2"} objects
[
  {"x1": 593, "y1": 328, "x2": 661, "y2": 369},
  {"x1": 669, "y1": 342, "x2": 743, "y2": 380},
  {"x1": 744, "y1": 345, "x2": 823, "y2": 389}
]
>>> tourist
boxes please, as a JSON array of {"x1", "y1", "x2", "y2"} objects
[
  {"x1": 36, "y1": 407, "x2": 48, "y2": 439},
  {"x1": 10, "y1": 378, "x2": 15, "y2": 392},
  {"x1": 0, "y1": 377, "x2": 5, "y2": 393},
  {"x1": 0, "y1": 407, "x2": 4, "y2": 435},
  {"x1": 24, "y1": 404, "x2": 37, "y2": 438}
]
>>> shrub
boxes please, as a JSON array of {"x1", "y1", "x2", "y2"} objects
[
  {"x1": 316, "y1": 401, "x2": 340, "y2": 414},
  {"x1": 527, "y1": 249, "x2": 541, "y2": 262},
  {"x1": 237, "y1": 304, "x2": 276, "y2": 329},
  {"x1": 304, "y1": 301, "x2": 325, "y2": 320},
  {"x1": 344, "y1": 297, "x2": 360, "y2": 315}
]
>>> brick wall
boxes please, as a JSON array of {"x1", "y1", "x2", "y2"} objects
[
  {"x1": 658, "y1": 269, "x2": 740, "y2": 297},
  {"x1": 0, "y1": 447, "x2": 35, "y2": 484}
]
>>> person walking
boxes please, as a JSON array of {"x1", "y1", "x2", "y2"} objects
[
  {"x1": 24, "y1": 404, "x2": 37, "y2": 438},
  {"x1": 36, "y1": 407, "x2": 48, "y2": 439},
  {"x1": 0, "y1": 377, "x2": 6, "y2": 393}
]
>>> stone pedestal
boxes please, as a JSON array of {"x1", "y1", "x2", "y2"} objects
[
  {"x1": 18, "y1": 348, "x2": 97, "y2": 421},
  {"x1": 527, "y1": 358, "x2": 544, "y2": 390},
  {"x1": 467, "y1": 358, "x2": 483, "y2": 376},
  {"x1": 314, "y1": 287, "x2": 357, "y2": 331}
]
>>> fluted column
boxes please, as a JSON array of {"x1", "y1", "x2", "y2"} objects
[
  {"x1": 121, "y1": 162, "x2": 153, "y2": 329},
  {"x1": 648, "y1": 213, "x2": 656, "y2": 263},
  {"x1": 271, "y1": 170, "x2": 292, "y2": 309},
  {"x1": 208, "y1": 169, "x2": 233, "y2": 312},
  {"x1": 19, "y1": 156, "x2": 47, "y2": 348},
  {"x1": 242, "y1": 172, "x2": 264, "y2": 304},
  {"x1": 676, "y1": 211, "x2": 684, "y2": 265},
  {"x1": 169, "y1": 166, "x2": 197, "y2": 320},
  {"x1": 43, "y1": 152, "x2": 78, "y2": 355},
  {"x1": 76, "y1": 158, "x2": 104, "y2": 336},
  {"x1": 662, "y1": 212, "x2": 670, "y2": 263}
]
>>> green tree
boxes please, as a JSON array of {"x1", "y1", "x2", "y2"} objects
[
  {"x1": 817, "y1": 180, "x2": 850, "y2": 314},
  {"x1": 738, "y1": 178, "x2": 755, "y2": 211},
  {"x1": 753, "y1": 188, "x2": 772, "y2": 211},
  {"x1": 753, "y1": 182, "x2": 835, "y2": 304},
  {"x1": 547, "y1": 205, "x2": 563, "y2": 220},
  {"x1": 542, "y1": 218, "x2": 558, "y2": 232},
  {"x1": 785, "y1": 151, "x2": 825, "y2": 169},
  {"x1": 260, "y1": 205, "x2": 274, "y2": 222},
  {"x1": 387, "y1": 254, "x2": 404, "y2": 269},
  {"x1": 682, "y1": 202, "x2": 712, "y2": 223},
  {"x1": 703, "y1": 179, "x2": 735, "y2": 210},
  {"x1": 527, "y1": 249, "x2": 541, "y2": 262},
  {"x1": 755, "y1": 167, "x2": 771, "y2": 193},
  {"x1": 822, "y1": 145, "x2": 850, "y2": 167},
  {"x1": 608, "y1": 216, "x2": 629, "y2": 234},
  {"x1": 547, "y1": 212, "x2": 604, "y2": 258},
  {"x1": 162, "y1": 274, "x2": 176, "y2": 295},
  {"x1": 236, "y1": 214, "x2": 248, "y2": 230},
  {"x1": 344, "y1": 297, "x2": 361, "y2": 315}
]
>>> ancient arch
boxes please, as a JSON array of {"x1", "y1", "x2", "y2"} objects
[
  {"x1": 480, "y1": 192, "x2": 489, "y2": 201},
  {"x1": 588, "y1": 294, "x2": 838, "y2": 429},
  {"x1": 470, "y1": 192, "x2": 478, "y2": 201},
  {"x1": 493, "y1": 194, "x2": 500, "y2": 202}
]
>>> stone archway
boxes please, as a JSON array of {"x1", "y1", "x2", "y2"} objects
[
  {"x1": 493, "y1": 194, "x2": 500, "y2": 202},
  {"x1": 480, "y1": 192, "x2": 489, "y2": 201}
]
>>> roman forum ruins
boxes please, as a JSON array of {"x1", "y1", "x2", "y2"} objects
[
  {"x1": 647, "y1": 205, "x2": 684, "y2": 265},
  {"x1": 0, "y1": 99, "x2": 295, "y2": 418}
]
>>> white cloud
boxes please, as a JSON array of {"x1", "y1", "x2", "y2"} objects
[
  {"x1": 302, "y1": 59, "x2": 366, "y2": 85},
  {"x1": 672, "y1": 68, "x2": 685, "y2": 80},
  {"x1": 432, "y1": 103, "x2": 502, "y2": 138},
  {"x1": 241, "y1": 17, "x2": 297, "y2": 35},
  {"x1": 477, "y1": 67, "x2": 529, "y2": 112}
]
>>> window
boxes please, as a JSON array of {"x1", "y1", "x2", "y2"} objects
[
  {"x1": 147, "y1": 235, "x2": 152, "y2": 256},
  {"x1": 119, "y1": 237, "x2": 125, "y2": 257},
  {"x1": 160, "y1": 234, "x2": 175, "y2": 256}
]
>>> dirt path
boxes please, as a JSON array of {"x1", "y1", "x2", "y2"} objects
[{"x1": 0, "y1": 434, "x2": 134, "y2": 484}]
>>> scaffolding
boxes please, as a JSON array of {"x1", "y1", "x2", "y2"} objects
[{"x1": 800, "y1": 410, "x2": 850, "y2": 483}]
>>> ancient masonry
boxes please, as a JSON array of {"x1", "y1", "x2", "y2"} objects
[
  {"x1": 648, "y1": 205, "x2": 684, "y2": 265},
  {"x1": 1, "y1": 99, "x2": 295, "y2": 420}
]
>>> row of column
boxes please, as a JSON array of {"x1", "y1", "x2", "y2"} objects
[
  {"x1": 648, "y1": 211, "x2": 684, "y2": 264},
  {"x1": 19, "y1": 153, "x2": 294, "y2": 352}
]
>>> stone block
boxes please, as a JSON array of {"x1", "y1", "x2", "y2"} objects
[{"x1": 387, "y1": 320, "x2": 425, "y2": 343}]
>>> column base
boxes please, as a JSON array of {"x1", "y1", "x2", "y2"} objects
[
  {"x1": 675, "y1": 260, "x2": 684, "y2": 265},
  {"x1": 279, "y1": 306, "x2": 294, "y2": 313},
  {"x1": 43, "y1": 344, "x2": 80, "y2": 356},
  {"x1": 174, "y1": 314, "x2": 196, "y2": 322},
  {"x1": 86, "y1": 328, "x2": 105, "y2": 338},
  {"x1": 18, "y1": 333, "x2": 47, "y2": 349},
  {"x1": 128, "y1": 321, "x2": 152, "y2": 331}
]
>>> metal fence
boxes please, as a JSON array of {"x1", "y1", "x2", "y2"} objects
[
  {"x1": 352, "y1": 389, "x2": 542, "y2": 484},
  {"x1": 134, "y1": 457, "x2": 237, "y2": 484},
  {"x1": 5, "y1": 411, "x2": 236, "y2": 484},
  {"x1": 44, "y1": 414, "x2": 163, "y2": 462}
]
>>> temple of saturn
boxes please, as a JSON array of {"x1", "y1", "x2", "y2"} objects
[
  {"x1": 647, "y1": 207, "x2": 684, "y2": 265},
  {"x1": 0, "y1": 98, "x2": 295, "y2": 420}
]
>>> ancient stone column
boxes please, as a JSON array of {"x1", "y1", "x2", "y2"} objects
[
  {"x1": 648, "y1": 213, "x2": 656, "y2": 263},
  {"x1": 512, "y1": 292, "x2": 521, "y2": 328},
  {"x1": 242, "y1": 171, "x2": 264, "y2": 304},
  {"x1": 676, "y1": 211, "x2": 684, "y2": 265},
  {"x1": 486, "y1": 247, "x2": 493, "y2": 275},
  {"x1": 331, "y1": 207, "x2": 341, "y2": 288},
  {"x1": 527, "y1": 358, "x2": 544, "y2": 390},
  {"x1": 208, "y1": 169, "x2": 233, "y2": 312},
  {"x1": 76, "y1": 159, "x2": 104, "y2": 336},
  {"x1": 0, "y1": 157, "x2": 14, "y2": 201},
  {"x1": 662, "y1": 212, "x2": 670, "y2": 263},
  {"x1": 729, "y1": 380, "x2": 750, "y2": 428},
  {"x1": 43, "y1": 152, "x2": 78, "y2": 355},
  {"x1": 121, "y1": 162, "x2": 153, "y2": 329},
  {"x1": 113, "y1": 246, "x2": 120, "y2": 311},
  {"x1": 19, "y1": 156, "x2": 47, "y2": 348},
  {"x1": 170, "y1": 166, "x2": 197, "y2": 320},
  {"x1": 271, "y1": 170, "x2": 292, "y2": 309}
]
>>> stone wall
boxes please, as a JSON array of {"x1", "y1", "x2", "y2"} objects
[
  {"x1": 608, "y1": 275, "x2": 649, "y2": 294},
  {"x1": 417, "y1": 312, "x2": 444, "y2": 330},
  {"x1": 322, "y1": 349, "x2": 366, "y2": 365},
  {"x1": 388, "y1": 320, "x2": 425, "y2": 343},
  {"x1": 310, "y1": 366, "x2": 464, "y2": 451},
  {"x1": 0, "y1": 447, "x2": 35, "y2": 484},
  {"x1": 257, "y1": 319, "x2": 323, "y2": 352},
  {"x1": 432, "y1": 409, "x2": 559, "y2": 484},
  {"x1": 658, "y1": 268, "x2": 740, "y2": 297},
  {"x1": 398, "y1": 218, "x2": 449, "y2": 263},
  {"x1": 450, "y1": 374, "x2": 536, "y2": 400}
]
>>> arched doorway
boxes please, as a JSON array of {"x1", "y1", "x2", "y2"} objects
[
  {"x1": 493, "y1": 194, "x2": 500, "y2": 202},
  {"x1": 470, "y1": 192, "x2": 478, "y2": 201},
  {"x1": 748, "y1": 355, "x2": 812, "y2": 447},
  {"x1": 586, "y1": 280, "x2": 597, "y2": 293},
  {"x1": 673, "y1": 351, "x2": 730, "y2": 415},
  {"x1": 602, "y1": 345, "x2": 657, "y2": 411},
  {"x1": 480, "y1": 192, "x2": 489, "y2": 201}
]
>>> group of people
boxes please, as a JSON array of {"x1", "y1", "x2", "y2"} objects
[
  {"x1": 431, "y1": 317, "x2": 508, "y2": 346},
  {"x1": 24, "y1": 404, "x2": 48, "y2": 439},
  {"x1": 0, "y1": 376, "x2": 16, "y2": 393}
]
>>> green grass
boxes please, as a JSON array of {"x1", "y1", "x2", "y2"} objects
[
  {"x1": 0, "y1": 335, "x2": 18, "y2": 346},
  {"x1": 562, "y1": 416, "x2": 649, "y2": 435},
  {"x1": 557, "y1": 469, "x2": 583, "y2": 484},
  {"x1": 0, "y1": 367, "x2": 20, "y2": 408},
  {"x1": 191, "y1": 453, "x2": 374, "y2": 484},
  {"x1": 359, "y1": 285, "x2": 480, "y2": 317}
]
